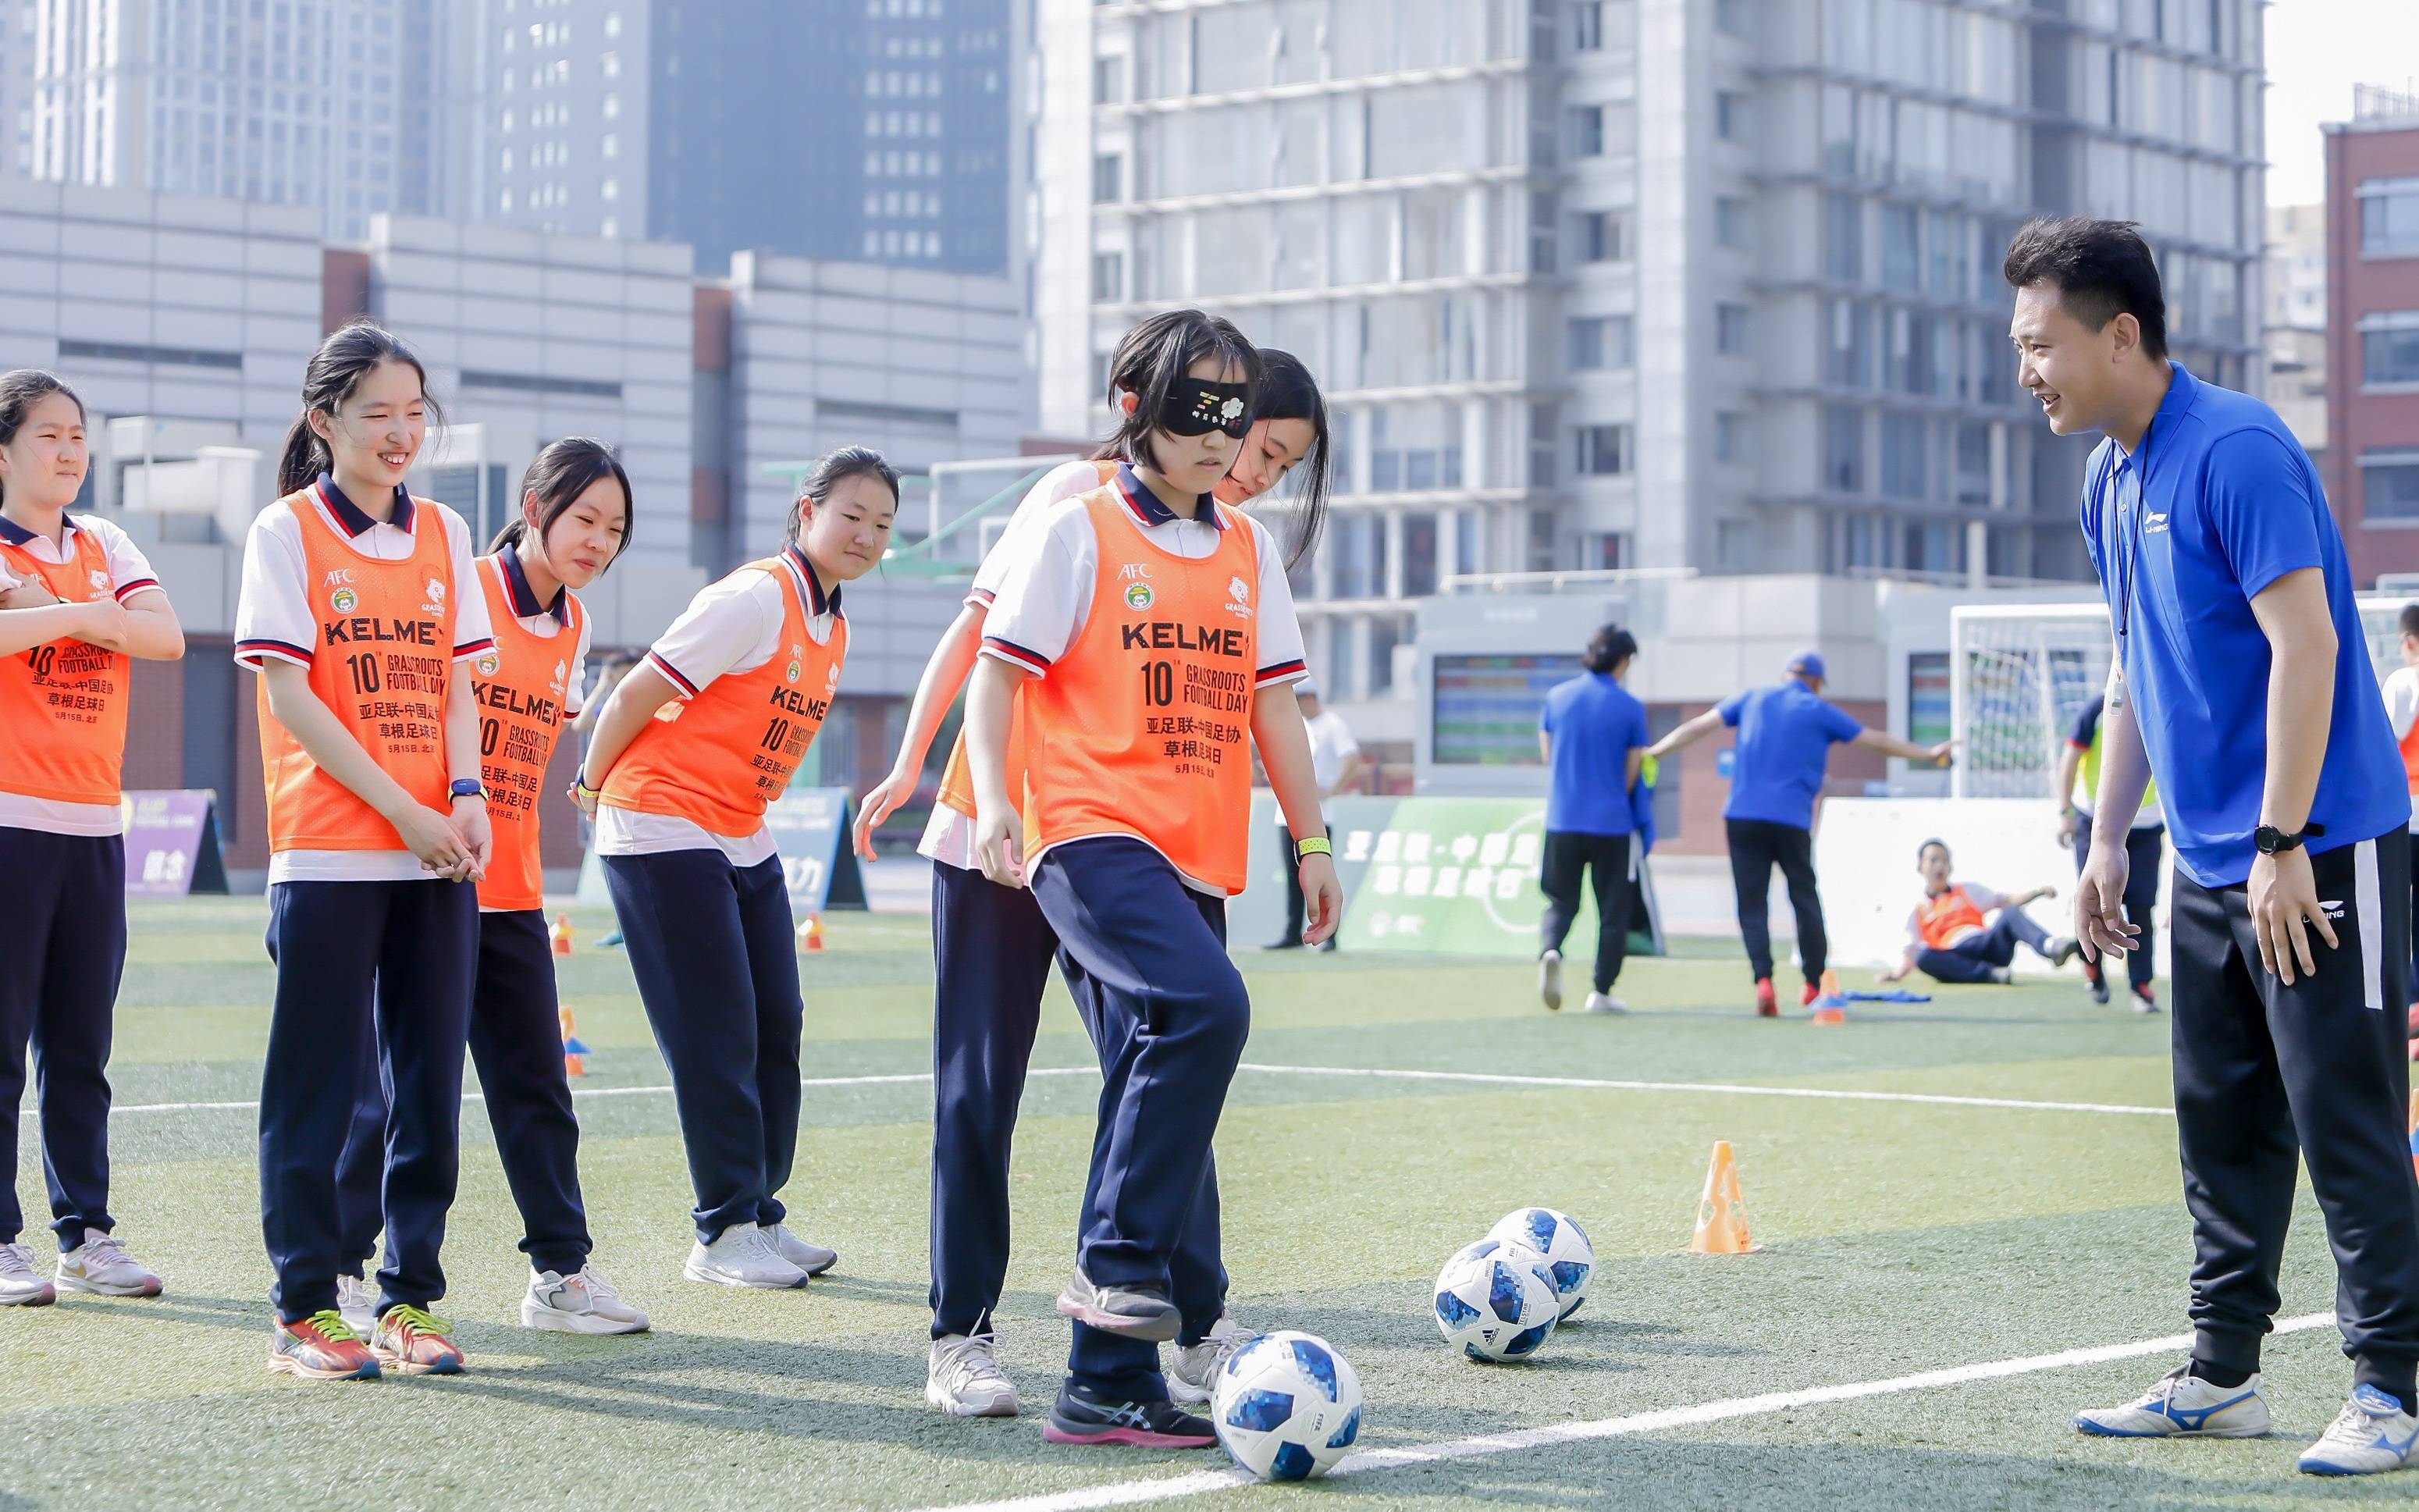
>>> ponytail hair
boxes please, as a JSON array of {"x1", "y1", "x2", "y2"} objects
[
  {"x1": 490, "y1": 436, "x2": 634, "y2": 567},
  {"x1": 0, "y1": 369, "x2": 85, "y2": 507},
  {"x1": 1582, "y1": 623, "x2": 1638, "y2": 674},
  {"x1": 1090, "y1": 308, "x2": 1261, "y2": 475},
  {"x1": 1251, "y1": 348, "x2": 1330, "y2": 570},
  {"x1": 277, "y1": 320, "x2": 443, "y2": 496},
  {"x1": 790, "y1": 445, "x2": 901, "y2": 546}
]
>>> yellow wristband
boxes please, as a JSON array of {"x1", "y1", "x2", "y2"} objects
[{"x1": 1293, "y1": 835, "x2": 1333, "y2": 862}]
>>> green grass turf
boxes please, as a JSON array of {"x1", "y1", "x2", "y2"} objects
[{"x1": 2, "y1": 900, "x2": 2405, "y2": 1510}]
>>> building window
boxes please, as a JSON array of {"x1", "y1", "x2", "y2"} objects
[
  {"x1": 1576, "y1": 208, "x2": 1628, "y2": 262},
  {"x1": 1714, "y1": 90, "x2": 1748, "y2": 143},
  {"x1": 1091, "y1": 152, "x2": 1122, "y2": 204},
  {"x1": 1714, "y1": 0, "x2": 1752, "y2": 37},
  {"x1": 1823, "y1": 194, "x2": 1861, "y2": 281},
  {"x1": 1826, "y1": 301, "x2": 1873, "y2": 388},
  {"x1": 1715, "y1": 195, "x2": 1750, "y2": 250},
  {"x1": 1714, "y1": 411, "x2": 1749, "y2": 464},
  {"x1": 1566, "y1": 315, "x2": 1631, "y2": 370},
  {"x1": 1092, "y1": 55, "x2": 1122, "y2": 104},
  {"x1": 1716, "y1": 302, "x2": 1752, "y2": 356},
  {"x1": 1403, "y1": 514, "x2": 1439, "y2": 597},
  {"x1": 1578, "y1": 532, "x2": 1628, "y2": 570},
  {"x1": 1880, "y1": 412, "x2": 1927, "y2": 500},
  {"x1": 1823, "y1": 406, "x2": 1862, "y2": 493},
  {"x1": 1572, "y1": 2, "x2": 1602, "y2": 51},
  {"x1": 1574, "y1": 424, "x2": 1631, "y2": 477},
  {"x1": 1567, "y1": 105, "x2": 1603, "y2": 158},
  {"x1": 2361, "y1": 313, "x2": 2419, "y2": 385},
  {"x1": 1716, "y1": 520, "x2": 1756, "y2": 571},
  {"x1": 1091, "y1": 250, "x2": 1124, "y2": 301},
  {"x1": 2364, "y1": 450, "x2": 2419, "y2": 521}
]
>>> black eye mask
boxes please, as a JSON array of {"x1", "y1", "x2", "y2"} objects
[{"x1": 1158, "y1": 379, "x2": 1254, "y2": 439}]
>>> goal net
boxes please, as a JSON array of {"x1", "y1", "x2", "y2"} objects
[{"x1": 1948, "y1": 596, "x2": 2416, "y2": 801}]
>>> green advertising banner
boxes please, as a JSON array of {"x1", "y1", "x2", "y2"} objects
[{"x1": 1232, "y1": 794, "x2": 1661, "y2": 959}]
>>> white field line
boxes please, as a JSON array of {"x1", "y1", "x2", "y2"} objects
[
  {"x1": 912, "y1": 1312, "x2": 2337, "y2": 1512},
  {"x1": 24, "y1": 1063, "x2": 2173, "y2": 1121}
]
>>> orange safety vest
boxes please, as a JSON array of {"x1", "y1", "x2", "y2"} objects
[
  {"x1": 0, "y1": 526, "x2": 130, "y2": 806},
  {"x1": 256, "y1": 487, "x2": 458, "y2": 852},
  {"x1": 1916, "y1": 886, "x2": 1989, "y2": 950},
  {"x1": 935, "y1": 459, "x2": 1118, "y2": 821},
  {"x1": 471, "y1": 554, "x2": 582, "y2": 912},
  {"x1": 2400, "y1": 716, "x2": 2419, "y2": 797},
  {"x1": 1019, "y1": 487, "x2": 1261, "y2": 894},
  {"x1": 601, "y1": 548, "x2": 846, "y2": 838}
]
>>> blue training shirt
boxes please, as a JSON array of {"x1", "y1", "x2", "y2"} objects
[
  {"x1": 1540, "y1": 671, "x2": 1649, "y2": 836},
  {"x1": 2081, "y1": 361, "x2": 2405, "y2": 888},
  {"x1": 1718, "y1": 681, "x2": 1863, "y2": 831}
]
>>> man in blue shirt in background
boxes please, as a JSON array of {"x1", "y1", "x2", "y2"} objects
[
  {"x1": 1652, "y1": 653, "x2": 1952, "y2": 1016},
  {"x1": 2007, "y1": 216, "x2": 2419, "y2": 1477},
  {"x1": 1536, "y1": 624, "x2": 1649, "y2": 1015}
]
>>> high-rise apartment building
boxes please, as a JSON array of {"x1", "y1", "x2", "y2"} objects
[
  {"x1": 23, "y1": 0, "x2": 471, "y2": 239},
  {"x1": 1029, "y1": 0, "x2": 2264, "y2": 708},
  {"x1": 0, "y1": 0, "x2": 34, "y2": 176},
  {"x1": 479, "y1": 0, "x2": 1012, "y2": 275},
  {"x1": 2324, "y1": 84, "x2": 2419, "y2": 585}
]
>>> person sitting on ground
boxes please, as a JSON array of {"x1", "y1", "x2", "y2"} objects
[{"x1": 1880, "y1": 838, "x2": 2079, "y2": 985}]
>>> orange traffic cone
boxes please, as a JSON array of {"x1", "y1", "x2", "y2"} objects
[
  {"x1": 797, "y1": 915, "x2": 826, "y2": 953},
  {"x1": 550, "y1": 912, "x2": 574, "y2": 956},
  {"x1": 1811, "y1": 969, "x2": 1847, "y2": 1026},
  {"x1": 559, "y1": 1005, "x2": 588, "y2": 1077},
  {"x1": 1689, "y1": 1140, "x2": 1763, "y2": 1254}
]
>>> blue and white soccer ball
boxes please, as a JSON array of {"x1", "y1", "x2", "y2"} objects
[
  {"x1": 1487, "y1": 1206, "x2": 1595, "y2": 1321},
  {"x1": 1433, "y1": 1245, "x2": 1560, "y2": 1361},
  {"x1": 1211, "y1": 1330, "x2": 1363, "y2": 1482}
]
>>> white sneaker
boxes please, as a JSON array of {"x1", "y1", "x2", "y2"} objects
[
  {"x1": 54, "y1": 1229, "x2": 162, "y2": 1297},
  {"x1": 335, "y1": 1273, "x2": 379, "y2": 1337},
  {"x1": 524, "y1": 1262, "x2": 651, "y2": 1335},
  {"x1": 2074, "y1": 1364, "x2": 2272, "y2": 1438},
  {"x1": 1583, "y1": 992, "x2": 1627, "y2": 1015},
  {"x1": 1168, "y1": 1313, "x2": 1253, "y2": 1405},
  {"x1": 2299, "y1": 1385, "x2": 2419, "y2": 1475},
  {"x1": 0, "y1": 1240, "x2": 55, "y2": 1307},
  {"x1": 763, "y1": 1222, "x2": 838, "y2": 1277},
  {"x1": 683, "y1": 1222, "x2": 808, "y2": 1289},
  {"x1": 1539, "y1": 951, "x2": 1563, "y2": 1011},
  {"x1": 927, "y1": 1332, "x2": 1019, "y2": 1417}
]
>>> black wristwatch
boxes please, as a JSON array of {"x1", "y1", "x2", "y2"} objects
[{"x1": 2253, "y1": 820, "x2": 2325, "y2": 855}]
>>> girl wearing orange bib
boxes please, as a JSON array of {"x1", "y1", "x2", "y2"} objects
[
  {"x1": 0, "y1": 371, "x2": 185, "y2": 1309},
  {"x1": 237, "y1": 323, "x2": 495, "y2": 1381},
  {"x1": 966, "y1": 317, "x2": 1342, "y2": 1446},
  {"x1": 575, "y1": 447, "x2": 896, "y2": 1290},
  {"x1": 331, "y1": 439, "x2": 648, "y2": 1336}
]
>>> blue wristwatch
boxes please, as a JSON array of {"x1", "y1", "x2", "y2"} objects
[{"x1": 449, "y1": 777, "x2": 486, "y2": 802}]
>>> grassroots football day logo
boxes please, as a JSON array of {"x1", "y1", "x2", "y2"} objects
[
  {"x1": 1125, "y1": 582, "x2": 1155, "y2": 611},
  {"x1": 1225, "y1": 573, "x2": 1254, "y2": 617},
  {"x1": 329, "y1": 586, "x2": 358, "y2": 614},
  {"x1": 825, "y1": 660, "x2": 841, "y2": 690},
  {"x1": 425, "y1": 578, "x2": 445, "y2": 602},
  {"x1": 475, "y1": 652, "x2": 500, "y2": 677},
  {"x1": 89, "y1": 569, "x2": 111, "y2": 595},
  {"x1": 551, "y1": 660, "x2": 567, "y2": 695},
  {"x1": 786, "y1": 642, "x2": 805, "y2": 683}
]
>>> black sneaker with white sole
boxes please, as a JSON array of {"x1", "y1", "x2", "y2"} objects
[
  {"x1": 1056, "y1": 1267, "x2": 1181, "y2": 1341},
  {"x1": 1042, "y1": 1380, "x2": 1216, "y2": 1447}
]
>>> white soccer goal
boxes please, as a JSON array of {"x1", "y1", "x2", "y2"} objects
[{"x1": 1948, "y1": 595, "x2": 2417, "y2": 801}]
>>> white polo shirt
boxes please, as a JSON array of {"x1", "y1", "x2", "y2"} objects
[
  {"x1": 596, "y1": 547, "x2": 843, "y2": 867},
  {"x1": 0, "y1": 511, "x2": 164, "y2": 837},
  {"x1": 233, "y1": 479, "x2": 494, "y2": 884}
]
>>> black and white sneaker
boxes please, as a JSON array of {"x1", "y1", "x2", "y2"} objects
[
  {"x1": 1056, "y1": 1267, "x2": 1182, "y2": 1341},
  {"x1": 1042, "y1": 1380, "x2": 1215, "y2": 1447}
]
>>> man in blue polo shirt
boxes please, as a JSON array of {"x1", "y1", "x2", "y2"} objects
[
  {"x1": 2006, "y1": 217, "x2": 2419, "y2": 1477},
  {"x1": 1650, "y1": 652, "x2": 1952, "y2": 1016},
  {"x1": 1535, "y1": 624, "x2": 1649, "y2": 1015}
]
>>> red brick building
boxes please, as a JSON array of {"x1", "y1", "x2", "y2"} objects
[{"x1": 2325, "y1": 87, "x2": 2419, "y2": 585}]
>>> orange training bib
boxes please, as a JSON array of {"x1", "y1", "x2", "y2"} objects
[
  {"x1": 255, "y1": 487, "x2": 457, "y2": 852},
  {"x1": 472, "y1": 555, "x2": 581, "y2": 911},
  {"x1": 602, "y1": 549, "x2": 846, "y2": 838},
  {"x1": 0, "y1": 528, "x2": 130, "y2": 806},
  {"x1": 1020, "y1": 488, "x2": 1261, "y2": 894},
  {"x1": 1916, "y1": 887, "x2": 1988, "y2": 951}
]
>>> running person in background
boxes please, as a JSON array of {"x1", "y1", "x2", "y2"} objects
[
  {"x1": 849, "y1": 329, "x2": 1329, "y2": 1418},
  {"x1": 1879, "y1": 839, "x2": 2078, "y2": 986},
  {"x1": 575, "y1": 447, "x2": 895, "y2": 1292},
  {"x1": 2004, "y1": 217, "x2": 2419, "y2": 1475},
  {"x1": 2378, "y1": 604, "x2": 2419, "y2": 1048},
  {"x1": 332, "y1": 439, "x2": 648, "y2": 1337},
  {"x1": 1649, "y1": 651, "x2": 1954, "y2": 1016},
  {"x1": 1262, "y1": 676, "x2": 1362, "y2": 952},
  {"x1": 2057, "y1": 692, "x2": 2166, "y2": 1012},
  {"x1": 967, "y1": 318, "x2": 1341, "y2": 1449},
  {"x1": 1535, "y1": 624, "x2": 1647, "y2": 1015},
  {"x1": 236, "y1": 322, "x2": 493, "y2": 1380},
  {"x1": 0, "y1": 371, "x2": 184, "y2": 1309}
]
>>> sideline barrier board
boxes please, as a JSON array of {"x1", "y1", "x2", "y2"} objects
[
  {"x1": 1229, "y1": 793, "x2": 1662, "y2": 959},
  {"x1": 1811, "y1": 796, "x2": 2170, "y2": 978},
  {"x1": 573, "y1": 786, "x2": 866, "y2": 915},
  {"x1": 123, "y1": 790, "x2": 229, "y2": 898}
]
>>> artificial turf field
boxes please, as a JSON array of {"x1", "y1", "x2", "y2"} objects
[{"x1": 2, "y1": 898, "x2": 2407, "y2": 1510}]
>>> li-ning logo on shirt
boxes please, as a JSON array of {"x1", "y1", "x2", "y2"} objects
[
  {"x1": 2143, "y1": 511, "x2": 2170, "y2": 534},
  {"x1": 2320, "y1": 899, "x2": 2346, "y2": 920}
]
